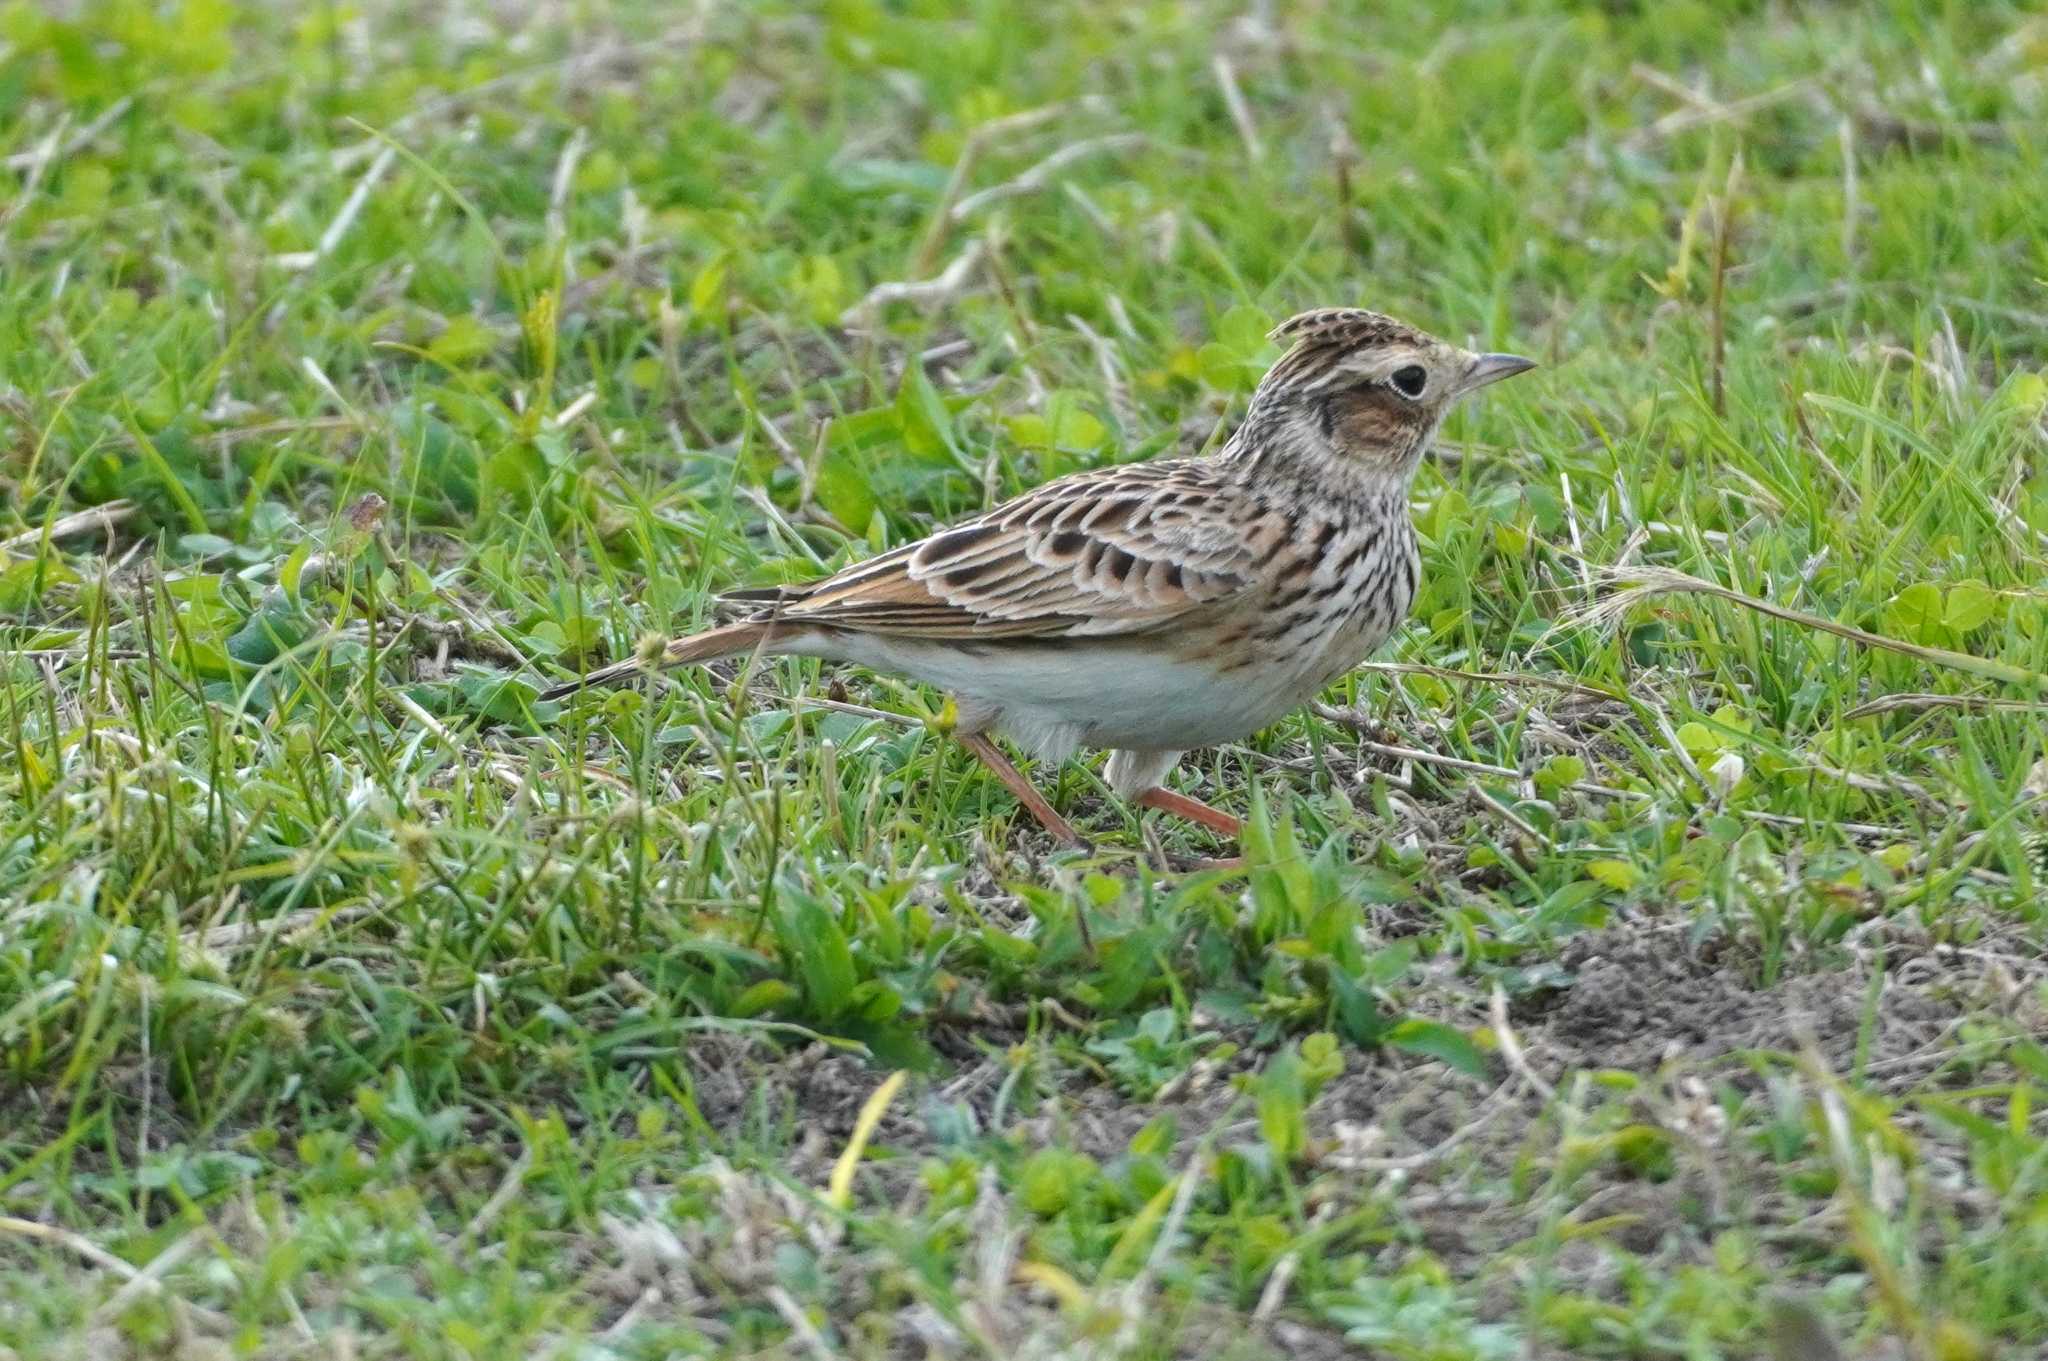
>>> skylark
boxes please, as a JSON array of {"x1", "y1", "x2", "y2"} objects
[{"x1": 544, "y1": 308, "x2": 1533, "y2": 849}]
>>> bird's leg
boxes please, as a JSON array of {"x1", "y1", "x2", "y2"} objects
[
  {"x1": 1134, "y1": 786, "x2": 1243, "y2": 839},
  {"x1": 1136, "y1": 786, "x2": 1248, "y2": 872},
  {"x1": 955, "y1": 730, "x2": 1091, "y2": 850}
]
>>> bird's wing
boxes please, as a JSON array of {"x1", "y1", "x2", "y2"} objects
[{"x1": 724, "y1": 461, "x2": 1284, "y2": 640}]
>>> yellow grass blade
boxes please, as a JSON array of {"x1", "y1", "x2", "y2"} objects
[{"x1": 825, "y1": 1069, "x2": 906, "y2": 1212}]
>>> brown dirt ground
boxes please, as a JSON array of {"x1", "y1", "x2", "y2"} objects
[{"x1": 675, "y1": 920, "x2": 2041, "y2": 1358}]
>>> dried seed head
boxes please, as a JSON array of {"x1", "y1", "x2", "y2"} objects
[{"x1": 345, "y1": 493, "x2": 389, "y2": 535}]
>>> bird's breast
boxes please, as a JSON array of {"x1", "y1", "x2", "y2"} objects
[{"x1": 1203, "y1": 509, "x2": 1419, "y2": 684}]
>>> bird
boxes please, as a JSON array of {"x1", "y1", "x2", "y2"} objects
[{"x1": 541, "y1": 307, "x2": 1533, "y2": 850}]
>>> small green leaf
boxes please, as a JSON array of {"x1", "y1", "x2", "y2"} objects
[
  {"x1": 428, "y1": 314, "x2": 497, "y2": 366},
  {"x1": 225, "y1": 599, "x2": 309, "y2": 666},
  {"x1": 1196, "y1": 342, "x2": 1260, "y2": 393},
  {"x1": 455, "y1": 673, "x2": 555, "y2": 724},
  {"x1": 1942, "y1": 581, "x2": 1999, "y2": 632},
  {"x1": 688, "y1": 254, "x2": 730, "y2": 319},
  {"x1": 0, "y1": 558, "x2": 77, "y2": 612},
  {"x1": 1386, "y1": 1019, "x2": 1490, "y2": 1081},
  {"x1": 813, "y1": 443, "x2": 879, "y2": 532},
  {"x1": 1586, "y1": 859, "x2": 1641, "y2": 892},
  {"x1": 1674, "y1": 721, "x2": 1719, "y2": 755},
  {"x1": 1008, "y1": 390, "x2": 1106, "y2": 452},
  {"x1": 280, "y1": 540, "x2": 315, "y2": 598},
  {"x1": 483, "y1": 442, "x2": 549, "y2": 503},
  {"x1": 2002, "y1": 370, "x2": 2047, "y2": 419},
  {"x1": 2009, "y1": 1040, "x2": 2048, "y2": 1085},
  {"x1": 393, "y1": 401, "x2": 480, "y2": 518},
  {"x1": 1215, "y1": 303, "x2": 1271, "y2": 352},
  {"x1": 1330, "y1": 969, "x2": 1391, "y2": 1046},
  {"x1": 849, "y1": 979, "x2": 903, "y2": 1022},
  {"x1": 1016, "y1": 1147, "x2": 1097, "y2": 1216},
  {"x1": 1882, "y1": 582, "x2": 1945, "y2": 643},
  {"x1": 1129, "y1": 1115, "x2": 1177, "y2": 1160},
  {"x1": 1424, "y1": 487, "x2": 1469, "y2": 541},
  {"x1": 177, "y1": 532, "x2": 239, "y2": 559},
  {"x1": 895, "y1": 362, "x2": 968, "y2": 466},
  {"x1": 1300, "y1": 1032, "x2": 1345, "y2": 1096},
  {"x1": 788, "y1": 253, "x2": 847, "y2": 325},
  {"x1": 1535, "y1": 754, "x2": 1587, "y2": 793},
  {"x1": 730, "y1": 979, "x2": 798, "y2": 1018},
  {"x1": 1253, "y1": 1048, "x2": 1308, "y2": 1162},
  {"x1": 781, "y1": 893, "x2": 858, "y2": 1020}
]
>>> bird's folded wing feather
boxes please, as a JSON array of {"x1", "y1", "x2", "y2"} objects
[{"x1": 726, "y1": 463, "x2": 1274, "y2": 640}]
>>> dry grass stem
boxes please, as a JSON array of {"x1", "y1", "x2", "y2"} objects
[
  {"x1": 1564, "y1": 564, "x2": 2048, "y2": 692},
  {"x1": 1, "y1": 500, "x2": 137, "y2": 553}
]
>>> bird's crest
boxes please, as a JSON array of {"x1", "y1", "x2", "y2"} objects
[
  {"x1": 1268, "y1": 307, "x2": 1431, "y2": 351},
  {"x1": 1260, "y1": 307, "x2": 1438, "y2": 395}
]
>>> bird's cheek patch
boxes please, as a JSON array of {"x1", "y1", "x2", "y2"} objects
[{"x1": 1327, "y1": 386, "x2": 1420, "y2": 453}]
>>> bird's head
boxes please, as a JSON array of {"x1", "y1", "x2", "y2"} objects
[{"x1": 1249, "y1": 307, "x2": 1534, "y2": 479}]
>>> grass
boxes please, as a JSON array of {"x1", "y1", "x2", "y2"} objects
[{"x1": 3, "y1": 0, "x2": 2047, "y2": 1356}]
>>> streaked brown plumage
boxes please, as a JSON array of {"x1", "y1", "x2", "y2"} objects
[{"x1": 544, "y1": 307, "x2": 1534, "y2": 851}]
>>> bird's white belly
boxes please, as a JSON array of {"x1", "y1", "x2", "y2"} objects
[{"x1": 804, "y1": 634, "x2": 1302, "y2": 761}]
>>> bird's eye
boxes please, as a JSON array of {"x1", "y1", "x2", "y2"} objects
[{"x1": 1390, "y1": 365, "x2": 1427, "y2": 399}]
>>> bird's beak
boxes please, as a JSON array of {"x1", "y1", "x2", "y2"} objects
[{"x1": 1459, "y1": 352, "x2": 1537, "y2": 393}]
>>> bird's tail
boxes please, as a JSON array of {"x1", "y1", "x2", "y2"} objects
[{"x1": 539, "y1": 621, "x2": 777, "y2": 702}]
